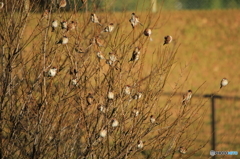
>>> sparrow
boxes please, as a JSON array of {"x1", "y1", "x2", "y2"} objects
[
  {"x1": 123, "y1": 85, "x2": 131, "y2": 95},
  {"x1": 111, "y1": 118, "x2": 119, "y2": 127},
  {"x1": 137, "y1": 140, "x2": 144, "y2": 149},
  {"x1": 182, "y1": 90, "x2": 192, "y2": 105},
  {"x1": 109, "y1": 52, "x2": 117, "y2": 63},
  {"x1": 129, "y1": 47, "x2": 140, "y2": 62},
  {"x1": 90, "y1": 13, "x2": 102, "y2": 26},
  {"x1": 59, "y1": 0, "x2": 67, "y2": 8},
  {"x1": 179, "y1": 146, "x2": 187, "y2": 154},
  {"x1": 41, "y1": 9, "x2": 49, "y2": 19},
  {"x1": 0, "y1": 2, "x2": 4, "y2": 9},
  {"x1": 220, "y1": 78, "x2": 228, "y2": 89},
  {"x1": 129, "y1": 13, "x2": 143, "y2": 29},
  {"x1": 99, "y1": 128, "x2": 107, "y2": 138},
  {"x1": 86, "y1": 93, "x2": 94, "y2": 106},
  {"x1": 105, "y1": 59, "x2": 113, "y2": 66},
  {"x1": 56, "y1": 35, "x2": 68, "y2": 44},
  {"x1": 48, "y1": 67, "x2": 57, "y2": 77},
  {"x1": 67, "y1": 21, "x2": 76, "y2": 32},
  {"x1": 71, "y1": 78, "x2": 77, "y2": 86},
  {"x1": 51, "y1": 19, "x2": 58, "y2": 32},
  {"x1": 61, "y1": 20, "x2": 67, "y2": 29},
  {"x1": 163, "y1": 35, "x2": 172, "y2": 45},
  {"x1": 102, "y1": 23, "x2": 114, "y2": 33},
  {"x1": 133, "y1": 92, "x2": 143, "y2": 100},
  {"x1": 150, "y1": 115, "x2": 155, "y2": 124},
  {"x1": 144, "y1": 28, "x2": 153, "y2": 41},
  {"x1": 95, "y1": 36, "x2": 104, "y2": 47},
  {"x1": 131, "y1": 108, "x2": 139, "y2": 117},
  {"x1": 107, "y1": 91, "x2": 114, "y2": 100},
  {"x1": 97, "y1": 104, "x2": 106, "y2": 113},
  {"x1": 97, "y1": 51, "x2": 105, "y2": 60}
]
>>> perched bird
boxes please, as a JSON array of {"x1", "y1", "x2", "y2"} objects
[
  {"x1": 150, "y1": 115, "x2": 156, "y2": 124},
  {"x1": 109, "y1": 52, "x2": 117, "y2": 63},
  {"x1": 97, "y1": 51, "x2": 105, "y2": 60},
  {"x1": 56, "y1": 35, "x2": 68, "y2": 44},
  {"x1": 111, "y1": 119, "x2": 119, "y2": 127},
  {"x1": 59, "y1": 0, "x2": 67, "y2": 8},
  {"x1": 51, "y1": 19, "x2": 58, "y2": 32},
  {"x1": 102, "y1": 23, "x2": 114, "y2": 33},
  {"x1": 75, "y1": 45, "x2": 85, "y2": 53},
  {"x1": 61, "y1": 20, "x2": 67, "y2": 29},
  {"x1": 144, "y1": 29, "x2": 153, "y2": 41},
  {"x1": 95, "y1": 36, "x2": 104, "y2": 47},
  {"x1": 97, "y1": 104, "x2": 106, "y2": 113},
  {"x1": 86, "y1": 93, "x2": 94, "y2": 106},
  {"x1": 41, "y1": 9, "x2": 49, "y2": 19},
  {"x1": 48, "y1": 67, "x2": 57, "y2": 77},
  {"x1": 129, "y1": 47, "x2": 140, "y2": 62},
  {"x1": 90, "y1": 13, "x2": 102, "y2": 26},
  {"x1": 108, "y1": 91, "x2": 114, "y2": 100},
  {"x1": 123, "y1": 85, "x2": 131, "y2": 95},
  {"x1": 67, "y1": 21, "x2": 76, "y2": 32},
  {"x1": 179, "y1": 146, "x2": 187, "y2": 154},
  {"x1": 132, "y1": 108, "x2": 139, "y2": 117},
  {"x1": 133, "y1": 92, "x2": 143, "y2": 100},
  {"x1": 137, "y1": 140, "x2": 144, "y2": 149},
  {"x1": 71, "y1": 78, "x2": 77, "y2": 86},
  {"x1": 99, "y1": 128, "x2": 107, "y2": 138},
  {"x1": 220, "y1": 78, "x2": 228, "y2": 89},
  {"x1": 129, "y1": 13, "x2": 143, "y2": 29},
  {"x1": 182, "y1": 90, "x2": 192, "y2": 105},
  {"x1": 0, "y1": 2, "x2": 4, "y2": 9},
  {"x1": 163, "y1": 35, "x2": 172, "y2": 45},
  {"x1": 105, "y1": 59, "x2": 113, "y2": 66}
]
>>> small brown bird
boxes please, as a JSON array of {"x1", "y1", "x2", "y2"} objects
[
  {"x1": 97, "y1": 51, "x2": 105, "y2": 60},
  {"x1": 107, "y1": 91, "x2": 114, "y2": 100},
  {"x1": 51, "y1": 19, "x2": 58, "y2": 32},
  {"x1": 137, "y1": 140, "x2": 144, "y2": 149},
  {"x1": 133, "y1": 92, "x2": 143, "y2": 100},
  {"x1": 56, "y1": 35, "x2": 68, "y2": 44},
  {"x1": 67, "y1": 21, "x2": 76, "y2": 32},
  {"x1": 144, "y1": 29, "x2": 153, "y2": 41},
  {"x1": 99, "y1": 128, "x2": 107, "y2": 138},
  {"x1": 109, "y1": 52, "x2": 117, "y2": 63},
  {"x1": 61, "y1": 20, "x2": 67, "y2": 29},
  {"x1": 71, "y1": 78, "x2": 77, "y2": 86},
  {"x1": 97, "y1": 104, "x2": 106, "y2": 113},
  {"x1": 129, "y1": 47, "x2": 140, "y2": 62},
  {"x1": 163, "y1": 35, "x2": 172, "y2": 45},
  {"x1": 220, "y1": 78, "x2": 228, "y2": 89},
  {"x1": 132, "y1": 108, "x2": 139, "y2": 117},
  {"x1": 111, "y1": 118, "x2": 119, "y2": 127},
  {"x1": 182, "y1": 90, "x2": 192, "y2": 105},
  {"x1": 91, "y1": 13, "x2": 102, "y2": 26},
  {"x1": 48, "y1": 67, "x2": 57, "y2": 77},
  {"x1": 129, "y1": 13, "x2": 143, "y2": 29},
  {"x1": 86, "y1": 93, "x2": 94, "y2": 106},
  {"x1": 123, "y1": 85, "x2": 131, "y2": 95},
  {"x1": 0, "y1": 2, "x2": 4, "y2": 9},
  {"x1": 150, "y1": 115, "x2": 156, "y2": 124},
  {"x1": 59, "y1": 0, "x2": 67, "y2": 8},
  {"x1": 41, "y1": 9, "x2": 49, "y2": 19},
  {"x1": 102, "y1": 23, "x2": 114, "y2": 33},
  {"x1": 179, "y1": 146, "x2": 187, "y2": 154}
]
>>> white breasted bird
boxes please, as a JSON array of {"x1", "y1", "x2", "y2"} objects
[
  {"x1": 132, "y1": 108, "x2": 139, "y2": 117},
  {"x1": 108, "y1": 91, "x2": 114, "y2": 100},
  {"x1": 97, "y1": 104, "x2": 106, "y2": 113},
  {"x1": 61, "y1": 20, "x2": 67, "y2": 29},
  {"x1": 182, "y1": 90, "x2": 192, "y2": 105},
  {"x1": 150, "y1": 115, "x2": 156, "y2": 124},
  {"x1": 51, "y1": 19, "x2": 58, "y2": 32},
  {"x1": 91, "y1": 13, "x2": 102, "y2": 26},
  {"x1": 48, "y1": 67, "x2": 57, "y2": 77},
  {"x1": 97, "y1": 51, "x2": 105, "y2": 60},
  {"x1": 59, "y1": 0, "x2": 67, "y2": 8},
  {"x1": 129, "y1": 47, "x2": 140, "y2": 62},
  {"x1": 99, "y1": 128, "x2": 107, "y2": 138},
  {"x1": 133, "y1": 92, "x2": 143, "y2": 100},
  {"x1": 86, "y1": 93, "x2": 94, "y2": 106},
  {"x1": 129, "y1": 13, "x2": 143, "y2": 29},
  {"x1": 179, "y1": 146, "x2": 187, "y2": 154},
  {"x1": 220, "y1": 78, "x2": 228, "y2": 89},
  {"x1": 0, "y1": 2, "x2": 4, "y2": 9},
  {"x1": 102, "y1": 23, "x2": 114, "y2": 33},
  {"x1": 144, "y1": 28, "x2": 153, "y2": 41},
  {"x1": 163, "y1": 35, "x2": 172, "y2": 45},
  {"x1": 57, "y1": 35, "x2": 68, "y2": 44},
  {"x1": 137, "y1": 140, "x2": 144, "y2": 149},
  {"x1": 123, "y1": 85, "x2": 131, "y2": 95},
  {"x1": 67, "y1": 21, "x2": 76, "y2": 32},
  {"x1": 111, "y1": 119, "x2": 119, "y2": 127}
]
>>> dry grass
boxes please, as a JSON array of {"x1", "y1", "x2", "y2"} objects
[{"x1": 0, "y1": 1, "x2": 239, "y2": 158}]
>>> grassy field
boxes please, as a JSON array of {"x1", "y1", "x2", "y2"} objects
[{"x1": 1, "y1": 7, "x2": 240, "y2": 158}]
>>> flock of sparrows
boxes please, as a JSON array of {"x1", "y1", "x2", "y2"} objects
[{"x1": 39, "y1": 1, "x2": 229, "y2": 154}]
